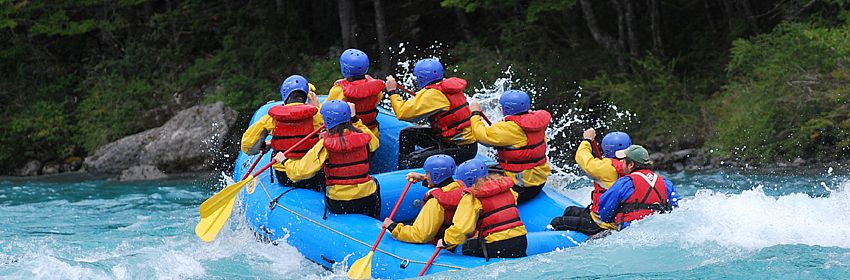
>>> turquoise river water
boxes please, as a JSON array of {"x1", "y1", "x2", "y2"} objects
[{"x1": 2, "y1": 169, "x2": 849, "y2": 279}]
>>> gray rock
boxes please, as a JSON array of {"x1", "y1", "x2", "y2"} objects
[
  {"x1": 65, "y1": 157, "x2": 83, "y2": 171},
  {"x1": 18, "y1": 160, "x2": 42, "y2": 176},
  {"x1": 85, "y1": 102, "x2": 238, "y2": 175},
  {"x1": 792, "y1": 157, "x2": 806, "y2": 166},
  {"x1": 41, "y1": 162, "x2": 61, "y2": 175},
  {"x1": 119, "y1": 165, "x2": 167, "y2": 181},
  {"x1": 649, "y1": 152, "x2": 668, "y2": 164},
  {"x1": 669, "y1": 149, "x2": 697, "y2": 162}
]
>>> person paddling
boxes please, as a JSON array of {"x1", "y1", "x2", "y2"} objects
[
  {"x1": 283, "y1": 100, "x2": 382, "y2": 218},
  {"x1": 385, "y1": 58, "x2": 478, "y2": 169},
  {"x1": 382, "y1": 154, "x2": 463, "y2": 244},
  {"x1": 598, "y1": 145, "x2": 680, "y2": 229},
  {"x1": 240, "y1": 75, "x2": 324, "y2": 190},
  {"x1": 437, "y1": 159, "x2": 527, "y2": 260},
  {"x1": 549, "y1": 129, "x2": 632, "y2": 235},
  {"x1": 468, "y1": 90, "x2": 552, "y2": 203},
  {"x1": 327, "y1": 49, "x2": 385, "y2": 138}
]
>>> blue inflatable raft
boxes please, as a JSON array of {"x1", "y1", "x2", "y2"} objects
[{"x1": 234, "y1": 99, "x2": 588, "y2": 278}]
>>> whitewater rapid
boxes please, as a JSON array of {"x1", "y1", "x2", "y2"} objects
[{"x1": 2, "y1": 172, "x2": 849, "y2": 279}]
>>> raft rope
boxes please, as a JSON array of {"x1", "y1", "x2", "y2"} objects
[{"x1": 253, "y1": 174, "x2": 465, "y2": 271}]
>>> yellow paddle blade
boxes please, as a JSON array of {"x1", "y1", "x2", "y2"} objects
[
  {"x1": 195, "y1": 195, "x2": 238, "y2": 242},
  {"x1": 347, "y1": 251, "x2": 374, "y2": 279},
  {"x1": 199, "y1": 176, "x2": 252, "y2": 218}
]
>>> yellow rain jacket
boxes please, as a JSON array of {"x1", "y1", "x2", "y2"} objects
[
  {"x1": 240, "y1": 102, "x2": 324, "y2": 172},
  {"x1": 390, "y1": 181, "x2": 462, "y2": 243},
  {"x1": 389, "y1": 89, "x2": 476, "y2": 145},
  {"x1": 283, "y1": 120, "x2": 380, "y2": 201},
  {"x1": 470, "y1": 115, "x2": 552, "y2": 188},
  {"x1": 575, "y1": 140, "x2": 620, "y2": 230},
  {"x1": 442, "y1": 187, "x2": 527, "y2": 248}
]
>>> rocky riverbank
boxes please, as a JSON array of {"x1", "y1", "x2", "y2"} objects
[
  {"x1": 80, "y1": 101, "x2": 237, "y2": 181},
  {"x1": 649, "y1": 148, "x2": 815, "y2": 172}
]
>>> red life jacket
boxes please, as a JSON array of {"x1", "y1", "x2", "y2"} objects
[
  {"x1": 424, "y1": 77, "x2": 472, "y2": 139},
  {"x1": 322, "y1": 131, "x2": 372, "y2": 185},
  {"x1": 465, "y1": 177, "x2": 524, "y2": 238},
  {"x1": 336, "y1": 76, "x2": 385, "y2": 129},
  {"x1": 497, "y1": 110, "x2": 551, "y2": 172},
  {"x1": 590, "y1": 158, "x2": 625, "y2": 214},
  {"x1": 424, "y1": 183, "x2": 463, "y2": 242},
  {"x1": 267, "y1": 104, "x2": 320, "y2": 159},
  {"x1": 615, "y1": 170, "x2": 671, "y2": 224}
]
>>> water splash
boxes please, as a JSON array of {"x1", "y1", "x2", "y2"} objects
[
  {"x1": 435, "y1": 178, "x2": 850, "y2": 279},
  {"x1": 464, "y1": 66, "x2": 634, "y2": 191}
]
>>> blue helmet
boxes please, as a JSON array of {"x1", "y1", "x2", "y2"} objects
[
  {"x1": 455, "y1": 159, "x2": 488, "y2": 187},
  {"x1": 280, "y1": 75, "x2": 309, "y2": 102},
  {"x1": 500, "y1": 90, "x2": 531, "y2": 116},
  {"x1": 340, "y1": 49, "x2": 369, "y2": 78},
  {"x1": 601, "y1": 132, "x2": 632, "y2": 158},
  {"x1": 413, "y1": 58, "x2": 444, "y2": 88},
  {"x1": 320, "y1": 100, "x2": 351, "y2": 130},
  {"x1": 424, "y1": 154, "x2": 456, "y2": 185}
]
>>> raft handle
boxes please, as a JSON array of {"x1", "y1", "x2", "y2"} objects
[{"x1": 399, "y1": 259, "x2": 409, "y2": 269}]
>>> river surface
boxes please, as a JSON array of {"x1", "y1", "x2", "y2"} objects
[{"x1": 1, "y1": 169, "x2": 849, "y2": 279}]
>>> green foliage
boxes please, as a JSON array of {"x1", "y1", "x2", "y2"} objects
[
  {"x1": 526, "y1": 0, "x2": 576, "y2": 22},
  {"x1": 709, "y1": 22, "x2": 850, "y2": 160},
  {"x1": 205, "y1": 74, "x2": 275, "y2": 113},
  {"x1": 306, "y1": 55, "x2": 340, "y2": 96},
  {"x1": 441, "y1": 0, "x2": 576, "y2": 22},
  {"x1": 582, "y1": 56, "x2": 706, "y2": 148},
  {"x1": 29, "y1": 10, "x2": 96, "y2": 36},
  {"x1": 74, "y1": 74, "x2": 155, "y2": 152},
  {"x1": 2, "y1": 0, "x2": 850, "y2": 174}
]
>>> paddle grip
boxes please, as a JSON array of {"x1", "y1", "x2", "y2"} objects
[
  {"x1": 369, "y1": 181, "x2": 413, "y2": 252},
  {"x1": 419, "y1": 247, "x2": 442, "y2": 276}
]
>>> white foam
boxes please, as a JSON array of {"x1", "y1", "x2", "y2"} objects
[{"x1": 600, "y1": 181, "x2": 850, "y2": 250}]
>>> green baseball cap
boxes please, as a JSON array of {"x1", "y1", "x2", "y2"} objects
[{"x1": 615, "y1": 145, "x2": 652, "y2": 164}]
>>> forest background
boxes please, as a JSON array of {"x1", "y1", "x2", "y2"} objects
[{"x1": 1, "y1": 0, "x2": 848, "y2": 174}]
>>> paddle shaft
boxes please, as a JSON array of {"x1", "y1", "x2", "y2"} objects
[
  {"x1": 398, "y1": 85, "x2": 493, "y2": 125},
  {"x1": 418, "y1": 247, "x2": 442, "y2": 276},
  {"x1": 368, "y1": 181, "x2": 413, "y2": 252},
  {"x1": 397, "y1": 85, "x2": 416, "y2": 96},
  {"x1": 246, "y1": 125, "x2": 325, "y2": 179},
  {"x1": 241, "y1": 148, "x2": 269, "y2": 181},
  {"x1": 591, "y1": 139, "x2": 603, "y2": 159}
]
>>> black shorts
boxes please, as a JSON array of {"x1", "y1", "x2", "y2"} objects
[
  {"x1": 325, "y1": 178, "x2": 382, "y2": 219},
  {"x1": 512, "y1": 184, "x2": 545, "y2": 204},
  {"x1": 397, "y1": 127, "x2": 478, "y2": 169},
  {"x1": 549, "y1": 205, "x2": 605, "y2": 235},
  {"x1": 461, "y1": 235, "x2": 527, "y2": 259},
  {"x1": 274, "y1": 169, "x2": 325, "y2": 192}
]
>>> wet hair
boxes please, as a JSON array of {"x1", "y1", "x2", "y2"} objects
[
  {"x1": 285, "y1": 91, "x2": 307, "y2": 104},
  {"x1": 472, "y1": 174, "x2": 506, "y2": 192},
  {"x1": 327, "y1": 121, "x2": 363, "y2": 147},
  {"x1": 624, "y1": 158, "x2": 653, "y2": 171},
  {"x1": 346, "y1": 75, "x2": 366, "y2": 82}
]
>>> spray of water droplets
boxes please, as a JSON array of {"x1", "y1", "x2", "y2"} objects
[{"x1": 380, "y1": 44, "x2": 635, "y2": 191}]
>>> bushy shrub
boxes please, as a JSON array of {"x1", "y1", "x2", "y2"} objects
[
  {"x1": 709, "y1": 22, "x2": 850, "y2": 160},
  {"x1": 581, "y1": 56, "x2": 707, "y2": 150},
  {"x1": 74, "y1": 74, "x2": 155, "y2": 152}
]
